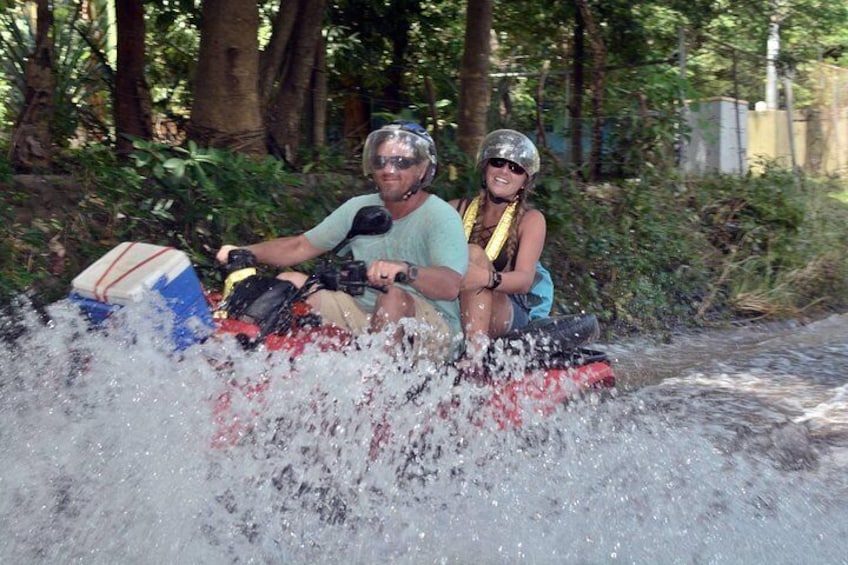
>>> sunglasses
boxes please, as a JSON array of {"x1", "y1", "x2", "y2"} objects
[
  {"x1": 371, "y1": 155, "x2": 417, "y2": 170},
  {"x1": 489, "y1": 158, "x2": 526, "y2": 175}
]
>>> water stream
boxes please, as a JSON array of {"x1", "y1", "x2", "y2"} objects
[{"x1": 2, "y1": 300, "x2": 846, "y2": 564}]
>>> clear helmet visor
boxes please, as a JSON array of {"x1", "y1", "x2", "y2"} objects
[
  {"x1": 362, "y1": 126, "x2": 437, "y2": 189},
  {"x1": 476, "y1": 129, "x2": 540, "y2": 177}
]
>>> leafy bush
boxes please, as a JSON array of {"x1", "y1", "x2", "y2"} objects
[
  {"x1": 2, "y1": 143, "x2": 847, "y2": 338},
  {"x1": 531, "y1": 166, "x2": 848, "y2": 335}
]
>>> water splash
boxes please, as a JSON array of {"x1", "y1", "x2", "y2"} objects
[{"x1": 2, "y1": 299, "x2": 847, "y2": 563}]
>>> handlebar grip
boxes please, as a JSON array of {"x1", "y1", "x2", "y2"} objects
[
  {"x1": 373, "y1": 272, "x2": 408, "y2": 293},
  {"x1": 221, "y1": 249, "x2": 258, "y2": 300},
  {"x1": 226, "y1": 248, "x2": 257, "y2": 271}
]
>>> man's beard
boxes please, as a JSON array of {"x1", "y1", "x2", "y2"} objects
[{"x1": 379, "y1": 185, "x2": 413, "y2": 202}]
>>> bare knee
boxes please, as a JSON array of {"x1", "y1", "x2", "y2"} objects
[
  {"x1": 277, "y1": 271, "x2": 307, "y2": 287},
  {"x1": 468, "y1": 244, "x2": 491, "y2": 268},
  {"x1": 373, "y1": 286, "x2": 415, "y2": 324}
]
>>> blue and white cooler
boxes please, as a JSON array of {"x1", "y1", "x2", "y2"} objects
[{"x1": 69, "y1": 242, "x2": 214, "y2": 350}]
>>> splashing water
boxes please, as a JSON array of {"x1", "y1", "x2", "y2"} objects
[{"x1": 2, "y1": 300, "x2": 847, "y2": 564}]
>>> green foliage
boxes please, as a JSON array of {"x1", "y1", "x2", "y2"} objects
[
  {"x1": 0, "y1": 199, "x2": 25, "y2": 302},
  {"x1": 131, "y1": 138, "x2": 222, "y2": 191},
  {"x1": 0, "y1": 145, "x2": 12, "y2": 182},
  {"x1": 107, "y1": 140, "x2": 357, "y2": 283},
  {"x1": 526, "y1": 165, "x2": 848, "y2": 336},
  {"x1": 0, "y1": 8, "x2": 30, "y2": 131},
  {"x1": 535, "y1": 175, "x2": 710, "y2": 335},
  {"x1": 2, "y1": 0, "x2": 847, "y2": 331},
  {"x1": 3, "y1": 0, "x2": 846, "y2": 182},
  {"x1": 603, "y1": 65, "x2": 692, "y2": 177},
  {"x1": 2, "y1": 146, "x2": 847, "y2": 334},
  {"x1": 720, "y1": 172, "x2": 848, "y2": 317},
  {"x1": 0, "y1": 3, "x2": 114, "y2": 143},
  {"x1": 0, "y1": 140, "x2": 369, "y2": 305},
  {"x1": 145, "y1": 1, "x2": 200, "y2": 117}
]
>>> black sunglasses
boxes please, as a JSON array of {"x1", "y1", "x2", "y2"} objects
[
  {"x1": 371, "y1": 155, "x2": 417, "y2": 170},
  {"x1": 489, "y1": 158, "x2": 526, "y2": 175}
]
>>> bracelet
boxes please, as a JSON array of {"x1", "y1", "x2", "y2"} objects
[{"x1": 487, "y1": 271, "x2": 502, "y2": 290}]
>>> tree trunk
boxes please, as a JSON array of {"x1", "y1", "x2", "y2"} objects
[
  {"x1": 457, "y1": 0, "x2": 493, "y2": 159},
  {"x1": 190, "y1": 0, "x2": 265, "y2": 155},
  {"x1": 424, "y1": 76, "x2": 439, "y2": 140},
  {"x1": 259, "y1": 0, "x2": 299, "y2": 105},
  {"x1": 11, "y1": 0, "x2": 54, "y2": 171},
  {"x1": 535, "y1": 59, "x2": 550, "y2": 154},
  {"x1": 575, "y1": 0, "x2": 606, "y2": 181},
  {"x1": 341, "y1": 79, "x2": 369, "y2": 153},
  {"x1": 114, "y1": 0, "x2": 153, "y2": 157},
  {"x1": 765, "y1": 2, "x2": 785, "y2": 110},
  {"x1": 570, "y1": 2, "x2": 585, "y2": 173},
  {"x1": 311, "y1": 33, "x2": 327, "y2": 148},
  {"x1": 381, "y1": 2, "x2": 419, "y2": 114},
  {"x1": 266, "y1": 0, "x2": 327, "y2": 165}
]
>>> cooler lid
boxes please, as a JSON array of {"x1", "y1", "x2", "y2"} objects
[{"x1": 71, "y1": 242, "x2": 191, "y2": 304}]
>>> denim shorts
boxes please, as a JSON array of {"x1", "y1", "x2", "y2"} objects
[{"x1": 507, "y1": 293, "x2": 531, "y2": 332}]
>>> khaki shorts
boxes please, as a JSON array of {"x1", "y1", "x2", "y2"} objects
[{"x1": 314, "y1": 289, "x2": 456, "y2": 362}]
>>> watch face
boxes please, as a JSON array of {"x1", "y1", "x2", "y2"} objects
[{"x1": 405, "y1": 262, "x2": 418, "y2": 282}]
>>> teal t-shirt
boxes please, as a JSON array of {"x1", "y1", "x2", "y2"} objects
[{"x1": 305, "y1": 193, "x2": 468, "y2": 337}]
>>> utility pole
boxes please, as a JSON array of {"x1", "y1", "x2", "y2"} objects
[{"x1": 765, "y1": 2, "x2": 785, "y2": 110}]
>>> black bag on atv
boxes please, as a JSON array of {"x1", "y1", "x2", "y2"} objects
[{"x1": 222, "y1": 276, "x2": 301, "y2": 337}]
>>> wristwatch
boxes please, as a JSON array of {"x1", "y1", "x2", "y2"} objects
[{"x1": 404, "y1": 261, "x2": 419, "y2": 282}]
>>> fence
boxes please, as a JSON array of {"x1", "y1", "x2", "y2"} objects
[{"x1": 683, "y1": 63, "x2": 848, "y2": 176}]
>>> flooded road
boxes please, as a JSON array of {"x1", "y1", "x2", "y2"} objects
[
  {"x1": 1, "y1": 302, "x2": 846, "y2": 564},
  {"x1": 611, "y1": 313, "x2": 847, "y2": 387}
]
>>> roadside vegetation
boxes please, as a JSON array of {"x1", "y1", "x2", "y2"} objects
[
  {"x1": 2, "y1": 1, "x2": 847, "y2": 340},
  {"x1": 2, "y1": 142, "x2": 846, "y2": 340}
]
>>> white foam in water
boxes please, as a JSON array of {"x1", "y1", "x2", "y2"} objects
[{"x1": 2, "y1": 300, "x2": 847, "y2": 564}]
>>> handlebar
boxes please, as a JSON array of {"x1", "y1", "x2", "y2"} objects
[
  {"x1": 318, "y1": 260, "x2": 408, "y2": 293},
  {"x1": 223, "y1": 249, "x2": 406, "y2": 299},
  {"x1": 218, "y1": 249, "x2": 414, "y2": 342}
]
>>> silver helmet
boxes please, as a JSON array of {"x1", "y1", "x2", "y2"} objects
[
  {"x1": 476, "y1": 129, "x2": 540, "y2": 178},
  {"x1": 362, "y1": 121, "x2": 438, "y2": 192}
]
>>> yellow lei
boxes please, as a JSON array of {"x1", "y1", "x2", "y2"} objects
[{"x1": 462, "y1": 196, "x2": 518, "y2": 262}]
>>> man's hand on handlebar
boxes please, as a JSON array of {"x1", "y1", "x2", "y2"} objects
[
  {"x1": 216, "y1": 245, "x2": 241, "y2": 264},
  {"x1": 367, "y1": 259, "x2": 410, "y2": 287}
]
